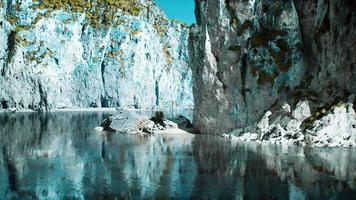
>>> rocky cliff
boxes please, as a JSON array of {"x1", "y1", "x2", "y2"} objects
[
  {"x1": 0, "y1": 0, "x2": 193, "y2": 112},
  {"x1": 190, "y1": 0, "x2": 356, "y2": 136}
]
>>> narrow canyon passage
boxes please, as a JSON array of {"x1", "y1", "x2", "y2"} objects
[{"x1": 0, "y1": 0, "x2": 355, "y2": 198}]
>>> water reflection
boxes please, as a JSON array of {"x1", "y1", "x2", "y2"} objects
[{"x1": 0, "y1": 112, "x2": 355, "y2": 199}]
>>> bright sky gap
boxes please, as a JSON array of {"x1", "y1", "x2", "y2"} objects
[{"x1": 154, "y1": 0, "x2": 196, "y2": 25}]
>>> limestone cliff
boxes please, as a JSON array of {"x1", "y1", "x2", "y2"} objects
[
  {"x1": 0, "y1": 0, "x2": 193, "y2": 112},
  {"x1": 190, "y1": 0, "x2": 355, "y2": 135}
]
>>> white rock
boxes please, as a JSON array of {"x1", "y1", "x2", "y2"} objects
[
  {"x1": 224, "y1": 100, "x2": 356, "y2": 147},
  {"x1": 4, "y1": 108, "x2": 17, "y2": 113},
  {"x1": 164, "y1": 120, "x2": 178, "y2": 129},
  {"x1": 257, "y1": 111, "x2": 272, "y2": 139},
  {"x1": 292, "y1": 100, "x2": 311, "y2": 121},
  {"x1": 248, "y1": 133, "x2": 259, "y2": 141},
  {"x1": 282, "y1": 103, "x2": 291, "y2": 113},
  {"x1": 306, "y1": 103, "x2": 356, "y2": 147}
]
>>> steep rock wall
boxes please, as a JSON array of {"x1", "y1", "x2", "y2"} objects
[
  {"x1": 190, "y1": 0, "x2": 355, "y2": 134},
  {"x1": 0, "y1": 0, "x2": 193, "y2": 112},
  {"x1": 293, "y1": 0, "x2": 356, "y2": 103}
]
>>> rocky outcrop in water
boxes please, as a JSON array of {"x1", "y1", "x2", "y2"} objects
[
  {"x1": 99, "y1": 110, "x2": 179, "y2": 134},
  {"x1": 190, "y1": 0, "x2": 356, "y2": 136},
  {"x1": 0, "y1": 0, "x2": 193, "y2": 112}
]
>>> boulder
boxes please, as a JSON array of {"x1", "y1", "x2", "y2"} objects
[
  {"x1": 3, "y1": 108, "x2": 17, "y2": 113},
  {"x1": 98, "y1": 111, "x2": 178, "y2": 134}
]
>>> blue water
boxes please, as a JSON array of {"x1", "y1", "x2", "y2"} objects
[{"x1": 0, "y1": 112, "x2": 355, "y2": 199}]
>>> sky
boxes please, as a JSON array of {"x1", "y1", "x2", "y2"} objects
[{"x1": 154, "y1": 0, "x2": 196, "y2": 25}]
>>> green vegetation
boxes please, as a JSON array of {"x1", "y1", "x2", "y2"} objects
[
  {"x1": 31, "y1": 0, "x2": 143, "y2": 27},
  {"x1": 228, "y1": 45, "x2": 241, "y2": 52},
  {"x1": 24, "y1": 49, "x2": 51, "y2": 64},
  {"x1": 262, "y1": 1, "x2": 286, "y2": 16},
  {"x1": 277, "y1": 84, "x2": 289, "y2": 94},
  {"x1": 250, "y1": 28, "x2": 287, "y2": 48},
  {"x1": 292, "y1": 89, "x2": 319, "y2": 104},
  {"x1": 7, "y1": 14, "x2": 18, "y2": 25},
  {"x1": 225, "y1": 0, "x2": 237, "y2": 25},
  {"x1": 269, "y1": 48, "x2": 292, "y2": 72},
  {"x1": 249, "y1": 27, "x2": 293, "y2": 84},
  {"x1": 257, "y1": 71, "x2": 276, "y2": 85},
  {"x1": 151, "y1": 111, "x2": 165, "y2": 126},
  {"x1": 130, "y1": 28, "x2": 142, "y2": 35},
  {"x1": 15, "y1": 25, "x2": 32, "y2": 32},
  {"x1": 162, "y1": 44, "x2": 173, "y2": 66},
  {"x1": 153, "y1": 14, "x2": 173, "y2": 68},
  {"x1": 230, "y1": 17, "x2": 239, "y2": 26},
  {"x1": 107, "y1": 49, "x2": 123, "y2": 58},
  {"x1": 6, "y1": 0, "x2": 142, "y2": 29},
  {"x1": 237, "y1": 20, "x2": 252, "y2": 36}
]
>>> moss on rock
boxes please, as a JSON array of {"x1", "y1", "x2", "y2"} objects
[
  {"x1": 257, "y1": 71, "x2": 275, "y2": 85},
  {"x1": 237, "y1": 20, "x2": 252, "y2": 36},
  {"x1": 250, "y1": 28, "x2": 287, "y2": 48},
  {"x1": 32, "y1": 0, "x2": 143, "y2": 27},
  {"x1": 153, "y1": 14, "x2": 174, "y2": 69}
]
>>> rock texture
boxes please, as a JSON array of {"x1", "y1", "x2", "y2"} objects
[
  {"x1": 224, "y1": 98, "x2": 356, "y2": 147},
  {"x1": 0, "y1": 0, "x2": 193, "y2": 112},
  {"x1": 99, "y1": 110, "x2": 180, "y2": 134},
  {"x1": 190, "y1": 0, "x2": 356, "y2": 135}
]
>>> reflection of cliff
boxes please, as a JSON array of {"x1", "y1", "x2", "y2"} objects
[
  {"x1": 0, "y1": 112, "x2": 197, "y2": 199},
  {"x1": 0, "y1": 113, "x2": 355, "y2": 198},
  {"x1": 192, "y1": 136, "x2": 290, "y2": 199},
  {"x1": 191, "y1": 136, "x2": 246, "y2": 199},
  {"x1": 0, "y1": 112, "x2": 110, "y2": 198},
  {"x1": 192, "y1": 137, "x2": 356, "y2": 199},
  {"x1": 240, "y1": 144, "x2": 356, "y2": 199}
]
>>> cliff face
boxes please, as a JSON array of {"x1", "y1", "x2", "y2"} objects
[
  {"x1": 190, "y1": 0, "x2": 356, "y2": 135},
  {"x1": 293, "y1": 0, "x2": 356, "y2": 103},
  {"x1": 0, "y1": 0, "x2": 193, "y2": 112}
]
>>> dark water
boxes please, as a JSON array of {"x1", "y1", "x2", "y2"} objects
[{"x1": 0, "y1": 112, "x2": 356, "y2": 199}]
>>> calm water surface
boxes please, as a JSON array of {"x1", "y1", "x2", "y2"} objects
[{"x1": 0, "y1": 112, "x2": 356, "y2": 199}]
